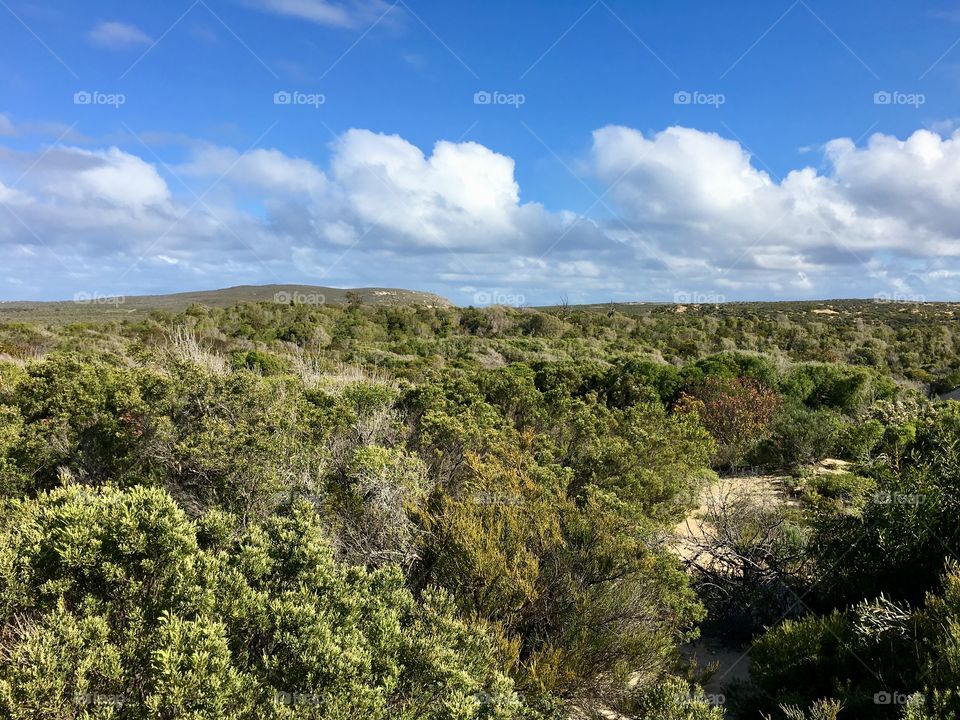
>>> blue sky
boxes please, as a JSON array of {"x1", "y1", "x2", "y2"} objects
[{"x1": 1, "y1": 0, "x2": 960, "y2": 304}]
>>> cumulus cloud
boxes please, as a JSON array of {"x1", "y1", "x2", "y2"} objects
[
  {"x1": 592, "y1": 125, "x2": 960, "y2": 294},
  {"x1": 36, "y1": 147, "x2": 171, "y2": 209},
  {"x1": 594, "y1": 125, "x2": 776, "y2": 222},
  {"x1": 825, "y1": 130, "x2": 960, "y2": 241},
  {"x1": 329, "y1": 130, "x2": 527, "y2": 248},
  {"x1": 2, "y1": 125, "x2": 960, "y2": 303},
  {"x1": 88, "y1": 21, "x2": 153, "y2": 50}
]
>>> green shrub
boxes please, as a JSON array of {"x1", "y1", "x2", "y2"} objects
[
  {"x1": 0, "y1": 486, "x2": 530, "y2": 720},
  {"x1": 626, "y1": 677, "x2": 724, "y2": 719},
  {"x1": 229, "y1": 349, "x2": 290, "y2": 375},
  {"x1": 757, "y1": 401, "x2": 843, "y2": 468},
  {"x1": 805, "y1": 471, "x2": 875, "y2": 504}
]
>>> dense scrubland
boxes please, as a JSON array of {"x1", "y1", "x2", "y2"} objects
[{"x1": 1, "y1": 298, "x2": 959, "y2": 719}]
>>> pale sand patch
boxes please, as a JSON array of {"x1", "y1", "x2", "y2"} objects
[{"x1": 671, "y1": 474, "x2": 794, "y2": 563}]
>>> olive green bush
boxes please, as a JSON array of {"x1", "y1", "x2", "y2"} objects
[{"x1": 0, "y1": 486, "x2": 526, "y2": 720}]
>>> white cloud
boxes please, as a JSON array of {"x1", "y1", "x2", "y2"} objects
[
  {"x1": 0, "y1": 180, "x2": 29, "y2": 205},
  {"x1": 88, "y1": 21, "x2": 153, "y2": 49},
  {"x1": 34, "y1": 146, "x2": 171, "y2": 209},
  {"x1": 177, "y1": 146, "x2": 328, "y2": 197},
  {"x1": 594, "y1": 126, "x2": 775, "y2": 221},
  {"x1": 0, "y1": 114, "x2": 14, "y2": 137},
  {"x1": 825, "y1": 129, "x2": 960, "y2": 240},
  {"x1": 244, "y1": 0, "x2": 391, "y2": 28},
  {"x1": 592, "y1": 125, "x2": 960, "y2": 279},
  {"x1": 329, "y1": 130, "x2": 527, "y2": 248}
]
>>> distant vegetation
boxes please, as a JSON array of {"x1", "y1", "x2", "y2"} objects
[
  {"x1": 0, "y1": 284, "x2": 451, "y2": 325},
  {"x1": 0, "y1": 294, "x2": 958, "y2": 718}
]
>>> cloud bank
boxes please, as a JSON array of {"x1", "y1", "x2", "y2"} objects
[{"x1": 1, "y1": 124, "x2": 960, "y2": 303}]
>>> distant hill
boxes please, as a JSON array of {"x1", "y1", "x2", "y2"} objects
[{"x1": 0, "y1": 285, "x2": 452, "y2": 324}]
